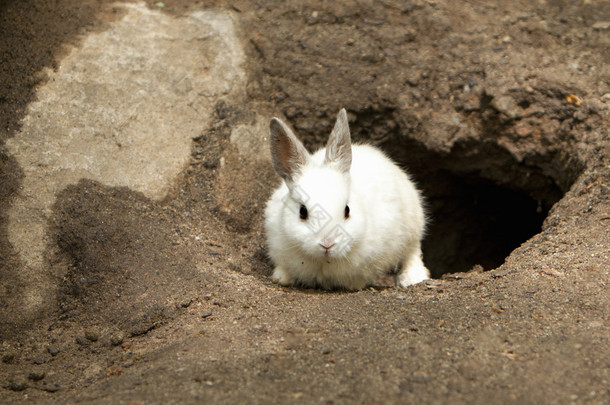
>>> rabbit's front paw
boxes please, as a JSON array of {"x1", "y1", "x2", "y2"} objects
[
  {"x1": 396, "y1": 254, "x2": 429, "y2": 288},
  {"x1": 271, "y1": 267, "x2": 292, "y2": 286}
]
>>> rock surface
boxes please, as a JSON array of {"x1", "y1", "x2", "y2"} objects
[{"x1": 4, "y1": 2, "x2": 245, "y2": 319}]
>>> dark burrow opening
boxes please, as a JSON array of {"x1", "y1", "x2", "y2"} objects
[
  {"x1": 384, "y1": 142, "x2": 563, "y2": 278},
  {"x1": 417, "y1": 171, "x2": 550, "y2": 278}
]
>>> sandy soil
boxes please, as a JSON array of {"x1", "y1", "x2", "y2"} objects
[{"x1": 1, "y1": 1, "x2": 609, "y2": 404}]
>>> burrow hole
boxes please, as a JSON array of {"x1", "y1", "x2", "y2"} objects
[
  {"x1": 390, "y1": 141, "x2": 565, "y2": 278},
  {"x1": 415, "y1": 169, "x2": 551, "y2": 278}
]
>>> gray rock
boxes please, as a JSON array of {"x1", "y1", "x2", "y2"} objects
[
  {"x1": 47, "y1": 345, "x2": 60, "y2": 356},
  {"x1": 6, "y1": 377, "x2": 28, "y2": 392},
  {"x1": 4, "y1": 2, "x2": 246, "y2": 322}
]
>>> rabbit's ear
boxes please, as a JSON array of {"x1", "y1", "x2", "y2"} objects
[
  {"x1": 270, "y1": 117, "x2": 310, "y2": 182},
  {"x1": 324, "y1": 108, "x2": 352, "y2": 173}
]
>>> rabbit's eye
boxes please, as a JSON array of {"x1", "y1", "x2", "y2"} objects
[
  {"x1": 344, "y1": 205, "x2": 350, "y2": 219},
  {"x1": 299, "y1": 204, "x2": 308, "y2": 220}
]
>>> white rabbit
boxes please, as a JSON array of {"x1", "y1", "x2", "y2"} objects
[{"x1": 264, "y1": 108, "x2": 429, "y2": 290}]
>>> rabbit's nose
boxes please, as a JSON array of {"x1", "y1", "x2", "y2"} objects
[{"x1": 319, "y1": 239, "x2": 336, "y2": 251}]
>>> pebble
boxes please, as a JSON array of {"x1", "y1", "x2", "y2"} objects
[
  {"x1": 425, "y1": 279, "x2": 442, "y2": 287},
  {"x1": 592, "y1": 21, "x2": 610, "y2": 31},
  {"x1": 40, "y1": 381, "x2": 61, "y2": 392},
  {"x1": 573, "y1": 111, "x2": 588, "y2": 122},
  {"x1": 180, "y1": 299, "x2": 193, "y2": 308},
  {"x1": 47, "y1": 345, "x2": 60, "y2": 356},
  {"x1": 75, "y1": 336, "x2": 90, "y2": 346},
  {"x1": 2, "y1": 352, "x2": 16, "y2": 364},
  {"x1": 28, "y1": 371, "x2": 46, "y2": 381},
  {"x1": 492, "y1": 96, "x2": 521, "y2": 119},
  {"x1": 110, "y1": 333, "x2": 124, "y2": 347},
  {"x1": 201, "y1": 312, "x2": 213, "y2": 319},
  {"x1": 7, "y1": 377, "x2": 28, "y2": 391},
  {"x1": 84, "y1": 330, "x2": 99, "y2": 342},
  {"x1": 565, "y1": 94, "x2": 582, "y2": 106}
]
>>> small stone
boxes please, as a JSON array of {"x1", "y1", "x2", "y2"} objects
[
  {"x1": 425, "y1": 279, "x2": 442, "y2": 288},
  {"x1": 201, "y1": 312, "x2": 213, "y2": 319},
  {"x1": 573, "y1": 111, "x2": 588, "y2": 122},
  {"x1": 110, "y1": 333, "x2": 124, "y2": 347},
  {"x1": 492, "y1": 96, "x2": 521, "y2": 119},
  {"x1": 7, "y1": 377, "x2": 28, "y2": 392},
  {"x1": 307, "y1": 11, "x2": 319, "y2": 25},
  {"x1": 592, "y1": 21, "x2": 610, "y2": 31},
  {"x1": 85, "y1": 330, "x2": 99, "y2": 342},
  {"x1": 515, "y1": 124, "x2": 534, "y2": 137},
  {"x1": 76, "y1": 336, "x2": 90, "y2": 346},
  {"x1": 28, "y1": 371, "x2": 46, "y2": 381},
  {"x1": 404, "y1": 30, "x2": 417, "y2": 43},
  {"x1": 565, "y1": 94, "x2": 582, "y2": 106},
  {"x1": 322, "y1": 348, "x2": 332, "y2": 355},
  {"x1": 47, "y1": 345, "x2": 60, "y2": 356},
  {"x1": 2, "y1": 352, "x2": 16, "y2": 364},
  {"x1": 180, "y1": 299, "x2": 193, "y2": 308},
  {"x1": 40, "y1": 382, "x2": 61, "y2": 393},
  {"x1": 401, "y1": 4, "x2": 416, "y2": 13}
]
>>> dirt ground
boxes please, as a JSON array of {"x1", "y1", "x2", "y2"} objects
[{"x1": 1, "y1": 0, "x2": 609, "y2": 404}]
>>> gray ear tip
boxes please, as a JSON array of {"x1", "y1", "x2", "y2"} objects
[
  {"x1": 337, "y1": 109, "x2": 350, "y2": 127},
  {"x1": 269, "y1": 118, "x2": 287, "y2": 136}
]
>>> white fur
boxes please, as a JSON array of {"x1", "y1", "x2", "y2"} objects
[{"x1": 264, "y1": 109, "x2": 429, "y2": 290}]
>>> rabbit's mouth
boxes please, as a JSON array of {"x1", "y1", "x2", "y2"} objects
[
  {"x1": 319, "y1": 240, "x2": 335, "y2": 257},
  {"x1": 313, "y1": 246, "x2": 334, "y2": 262},
  {"x1": 319, "y1": 247, "x2": 340, "y2": 264}
]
